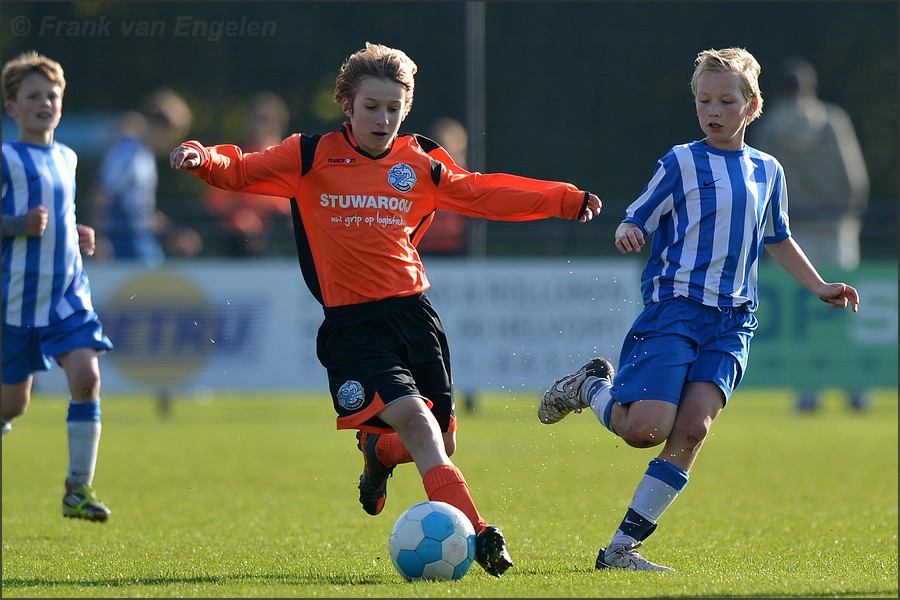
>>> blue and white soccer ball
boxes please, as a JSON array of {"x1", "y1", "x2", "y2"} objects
[{"x1": 389, "y1": 500, "x2": 476, "y2": 581}]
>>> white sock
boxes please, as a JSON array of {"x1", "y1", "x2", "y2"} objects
[
  {"x1": 609, "y1": 532, "x2": 639, "y2": 549},
  {"x1": 67, "y1": 400, "x2": 102, "y2": 489},
  {"x1": 610, "y1": 459, "x2": 689, "y2": 549},
  {"x1": 630, "y1": 476, "x2": 682, "y2": 522},
  {"x1": 586, "y1": 377, "x2": 616, "y2": 433}
]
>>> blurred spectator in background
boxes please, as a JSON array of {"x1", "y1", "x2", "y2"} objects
[
  {"x1": 415, "y1": 117, "x2": 469, "y2": 256},
  {"x1": 418, "y1": 117, "x2": 477, "y2": 413},
  {"x1": 203, "y1": 92, "x2": 293, "y2": 257},
  {"x1": 751, "y1": 56, "x2": 871, "y2": 412},
  {"x1": 91, "y1": 87, "x2": 202, "y2": 267},
  {"x1": 752, "y1": 57, "x2": 870, "y2": 271}
]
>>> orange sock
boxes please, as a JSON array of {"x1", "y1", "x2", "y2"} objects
[
  {"x1": 422, "y1": 463, "x2": 488, "y2": 533},
  {"x1": 375, "y1": 432, "x2": 413, "y2": 467}
]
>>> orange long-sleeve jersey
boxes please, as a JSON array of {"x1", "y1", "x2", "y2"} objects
[{"x1": 184, "y1": 123, "x2": 590, "y2": 307}]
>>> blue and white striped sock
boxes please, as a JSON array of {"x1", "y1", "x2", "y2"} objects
[
  {"x1": 586, "y1": 377, "x2": 616, "y2": 434},
  {"x1": 66, "y1": 399, "x2": 102, "y2": 489},
  {"x1": 610, "y1": 458, "x2": 689, "y2": 547}
]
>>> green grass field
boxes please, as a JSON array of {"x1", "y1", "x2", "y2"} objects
[{"x1": 2, "y1": 388, "x2": 897, "y2": 598}]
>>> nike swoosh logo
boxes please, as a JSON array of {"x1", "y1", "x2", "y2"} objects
[
  {"x1": 702, "y1": 178, "x2": 720, "y2": 186},
  {"x1": 554, "y1": 381, "x2": 569, "y2": 393},
  {"x1": 29, "y1": 174, "x2": 42, "y2": 181}
]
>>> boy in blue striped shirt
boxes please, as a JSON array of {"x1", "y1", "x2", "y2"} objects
[
  {"x1": 539, "y1": 47, "x2": 860, "y2": 571},
  {"x1": 2, "y1": 51, "x2": 114, "y2": 522}
]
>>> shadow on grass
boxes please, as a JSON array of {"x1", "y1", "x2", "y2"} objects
[{"x1": 2, "y1": 571, "x2": 392, "y2": 589}]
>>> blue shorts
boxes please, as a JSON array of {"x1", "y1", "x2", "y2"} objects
[
  {"x1": 2, "y1": 311, "x2": 113, "y2": 385},
  {"x1": 612, "y1": 296, "x2": 757, "y2": 406}
]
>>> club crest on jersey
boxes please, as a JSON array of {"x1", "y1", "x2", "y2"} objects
[
  {"x1": 387, "y1": 163, "x2": 416, "y2": 193},
  {"x1": 337, "y1": 380, "x2": 365, "y2": 410}
]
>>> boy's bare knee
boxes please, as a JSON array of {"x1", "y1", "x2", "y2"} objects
[
  {"x1": 623, "y1": 435, "x2": 664, "y2": 449},
  {"x1": 4, "y1": 403, "x2": 28, "y2": 420},
  {"x1": 68, "y1": 371, "x2": 101, "y2": 400},
  {"x1": 618, "y1": 423, "x2": 668, "y2": 448},
  {"x1": 405, "y1": 410, "x2": 433, "y2": 432},
  {"x1": 2, "y1": 385, "x2": 31, "y2": 419}
]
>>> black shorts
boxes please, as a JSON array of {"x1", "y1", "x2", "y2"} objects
[{"x1": 316, "y1": 293, "x2": 455, "y2": 434}]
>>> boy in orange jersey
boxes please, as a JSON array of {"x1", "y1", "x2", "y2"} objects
[{"x1": 171, "y1": 41, "x2": 602, "y2": 577}]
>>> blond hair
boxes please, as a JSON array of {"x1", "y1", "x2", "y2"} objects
[
  {"x1": 2, "y1": 51, "x2": 66, "y2": 103},
  {"x1": 691, "y1": 47, "x2": 763, "y2": 122},
  {"x1": 334, "y1": 42, "x2": 417, "y2": 118}
]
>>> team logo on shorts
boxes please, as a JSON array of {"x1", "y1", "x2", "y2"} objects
[
  {"x1": 387, "y1": 163, "x2": 416, "y2": 193},
  {"x1": 337, "y1": 380, "x2": 365, "y2": 410}
]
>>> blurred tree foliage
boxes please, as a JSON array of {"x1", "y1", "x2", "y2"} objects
[{"x1": 2, "y1": 2, "x2": 896, "y2": 258}]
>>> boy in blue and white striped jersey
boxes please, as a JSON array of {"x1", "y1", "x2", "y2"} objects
[
  {"x1": 2, "y1": 51, "x2": 114, "y2": 522},
  {"x1": 539, "y1": 47, "x2": 860, "y2": 571}
]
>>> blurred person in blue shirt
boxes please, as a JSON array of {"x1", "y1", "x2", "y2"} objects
[{"x1": 91, "y1": 87, "x2": 200, "y2": 266}]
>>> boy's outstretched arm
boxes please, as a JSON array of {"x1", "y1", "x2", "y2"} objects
[{"x1": 765, "y1": 237, "x2": 860, "y2": 312}]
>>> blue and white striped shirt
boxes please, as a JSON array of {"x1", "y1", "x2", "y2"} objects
[
  {"x1": 623, "y1": 140, "x2": 790, "y2": 312},
  {"x1": 2, "y1": 141, "x2": 95, "y2": 327}
]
